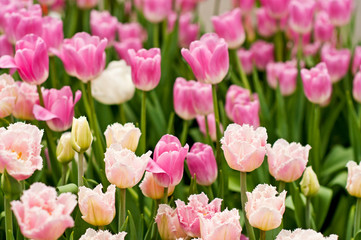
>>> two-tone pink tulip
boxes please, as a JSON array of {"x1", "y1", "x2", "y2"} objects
[
  {"x1": 314, "y1": 11, "x2": 334, "y2": 43},
  {"x1": 324, "y1": 0, "x2": 352, "y2": 27},
  {"x1": 289, "y1": 0, "x2": 316, "y2": 34},
  {"x1": 321, "y1": 44, "x2": 351, "y2": 83},
  {"x1": 42, "y1": 16, "x2": 64, "y2": 54},
  {"x1": 251, "y1": 40, "x2": 274, "y2": 71},
  {"x1": 196, "y1": 114, "x2": 223, "y2": 142},
  {"x1": 173, "y1": 78, "x2": 197, "y2": 120},
  {"x1": 256, "y1": 8, "x2": 278, "y2": 37},
  {"x1": 142, "y1": 0, "x2": 172, "y2": 23},
  {"x1": 262, "y1": 0, "x2": 291, "y2": 19},
  {"x1": 237, "y1": 48, "x2": 254, "y2": 75},
  {"x1": 139, "y1": 172, "x2": 175, "y2": 199},
  {"x1": 90, "y1": 10, "x2": 118, "y2": 46}
]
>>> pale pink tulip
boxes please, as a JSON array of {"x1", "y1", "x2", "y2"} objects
[
  {"x1": 346, "y1": 161, "x2": 361, "y2": 198},
  {"x1": 139, "y1": 172, "x2": 175, "y2": 199},
  {"x1": 301, "y1": 62, "x2": 332, "y2": 104},
  {"x1": 90, "y1": 10, "x2": 118, "y2": 46},
  {"x1": 256, "y1": 8, "x2": 278, "y2": 37},
  {"x1": 187, "y1": 142, "x2": 217, "y2": 186},
  {"x1": 237, "y1": 48, "x2": 254, "y2": 75},
  {"x1": 155, "y1": 204, "x2": 187, "y2": 239},
  {"x1": 0, "y1": 122, "x2": 43, "y2": 180},
  {"x1": 0, "y1": 74, "x2": 18, "y2": 118},
  {"x1": 0, "y1": 34, "x2": 49, "y2": 85},
  {"x1": 42, "y1": 16, "x2": 64, "y2": 54},
  {"x1": 143, "y1": 0, "x2": 172, "y2": 23},
  {"x1": 117, "y1": 22, "x2": 147, "y2": 42},
  {"x1": 175, "y1": 193, "x2": 222, "y2": 237},
  {"x1": 80, "y1": 228, "x2": 127, "y2": 240},
  {"x1": 352, "y1": 46, "x2": 361, "y2": 75},
  {"x1": 104, "y1": 144, "x2": 151, "y2": 188},
  {"x1": 276, "y1": 229, "x2": 338, "y2": 240},
  {"x1": 314, "y1": 11, "x2": 334, "y2": 43},
  {"x1": 78, "y1": 184, "x2": 116, "y2": 226},
  {"x1": 147, "y1": 134, "x2": 189, "y2": 187},
  {"x1": 13, "y1": 81, "x2": 38, "y2": 120},
  {"x1": 353, "y1": 71, "x2": 361, "y2": 103},
  {"x1": 104, "y1": 122, "x2": 141, "y2": 151},
  {"x1": 246, "y1": 184, "x2": 286, "y2": 231},
  {"x1": 266, "y1": 139, "x2": 311, "y2": 182},
  {"x1": 0, "y1": 35, "x2": 13, "y2": 57},
  {"x1": 289, "y1": 0, "x2": 315, "y2": 34},
  {"x1": 173, "y1": 77, "x2": 197, "y2": 120},
  {"x1": 251, "y1": 40, "x2": 274, "y2": 71},
  {"x1": 321, "y1": 44, "x2": 351, "y2": 83},
  {"x1": 128, "y1": 48, "x2": 161, "y2": 91},
  {"x1": 199, "y1": 208, "x2": 242, "y2": 240},
  {"x1": 33, "y1": 86, "x2": 81, "y2": 132},
  {"x1": 196, "y1": 114, "x2": 223, "y2": 142},
  {"x1": 221, "y1": 123, "x2": 268, "y2": 172},
  {"x1": 114, "y1": 38, "x2": 143, "y2": 65},
  {"x1": 57, "y1": 32, "x2": 107, "y2": 83},
  {"x1": 324, "y1": 0, "x2": 352, "y2": 27},
  {"x1": 181, "y1": 33, "x2": 229, "y2": 85},
  {"x1": 11, "y1": 182, "x2": 77, "y2": 240},
  {"x1": 77, "y1": 0, "x2": 98, "y2": 9},
  {"x1": 262, "y1": 0, "x2": 291, "y2": 19}
]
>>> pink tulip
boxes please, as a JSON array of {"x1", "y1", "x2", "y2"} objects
[
  {"x1": 196, "y1": 113, "x2": 223, "y2": 142},
  {"x1": 221, "y1": 123, "x2": 268, "y2": 172},
  {"x1": 324, "y1": 0, "x2": 352, "y2": 27},
  {"x1": 262, "y1": 0, "x2": 291, "y2": 19},
  {"x1": 57, "y1": 32, "x2": 107, "y2": 83},
  {"x1": 38, "y1": 0, "x2": 56, "y2": 6},
  {"x1": 0, "y1": 34, "x2": 49, "y2": 85},
  {"x1": 155, "y1": 204, "x2": 187, "y2": 239},
  {"x1": 77, "y1": 0, "x2": 98, "y2": 9},
  {"x1": 225, "y1": 85, "x2": 252, "y2": 120},
  {"x1": 245, "y1": 184, "x2": 286, "y2": 231},
  {"x1": 276, "y1": 229, "x2": 338, "y2": 240},
  {"x1": 212, "y1": 8, "x2": 245, "y2": 49},
  {"x1": 50, "y1": 0, "x2": 66, "y2": 12},
  {"x1": 0, "y1": 74, "x2": 18, "y2": 118},
  {"x1": 289, "y1": 0, "x2": 315, "y2": 34},
  {"x1": 105, "y1": 144, "x2": 151, "y2": 188},
  {"x1": 114, "y1": 38, "x2": 143, "y2": 65},
  {"x1": 232, "y1": 96, "x2": 260, "y2": 127},
  {"x1": 266, "y1": 139, "x2": 311, "y2": 182},
  {"x1": 42, "y1": 16, "x2": 64, "y2": 54},
  {"x1": 0, "y1": 35, "x2": 13, "y2": 57},
  {"x1": 266, "y1": 62, "x2": 284, "y2": 89},
  {"x1": 256, "y1": 8, "x2": 278, "y2": 37},
  {"x1": 353, "y1": 71, "x2": 361, "y2": 103},
  {"x1": 181, "y1": 33, "x2": 229, "y2": 84},
  {"x1": 279, "y1": 64, "x2": 298, "y2": 96},
  {"x1": 78, "y1": 184, "x2": 116, "y2": 226},
  {"x1": 314, "y1": 11, "x2": 334, "y2": 43},
  {"x1": 251, "y1": 40, "x2": 274, "y2": 71},
  {"x1": 142, "y1": 0, "x2": 172, "y2": 23},
  {"x1": 33, "y1": 86, "x2": 81, "y2": 132},
  {"x1": 168, "y1": 12, "x2": 199, "y2": 48},
  {"x1": 237, "y1": 48, "x2": 254, "y2": 75},
  {"x1": 346, "y1": 161, "x2": 361, "y2": 198},
  {"x1": 192, "y1": 81, "x2": 213, "y2": 116},
  {"x1": 147, "y1": 134, "x2": 189, "y2": 187},
  {"x1": 0, "y1": 1, "x2": 17, "y2": 33},
  {"x1": 128, "y1": 48, "x2": 161, "y2": 91},
  {"x1": 139, "y1": 172, "x2": 175, "y2": 199},
  {"x1": 175, "y1": 193, "x2": 222, "y2": 237},
  {"x1": 175, "y1": 0, "x2": 202, "y2": 12},
  {"x1": 321, "y1": 44, "x2": 351, "y2": 83},
  {"x1": 13, "y1": 82, "x2": 39, "y2": 120},
  {"x1": 4, "y1": 4, "x2": 43, "y2": 44},
  {"x1": 11, "y1": 182, "x2": 77, "y2": 240},
  {"x1": 173, "y1": 77, "x2": 197, "y2": 120},
  {"x1": 117, "y1": 22, "x2": 147, "y2": 42},
  {"x1": 187, "y1": 142, "x2": 217, "y2": 186},
  {"x1": 238, "y1": 0, "x2": 255, "y2": 13},
  {"x1": 301, "y1": 62, "x2": 332, "y2": 104},
  {"x1": 90, "y1": 10, "x2": 118, "y2": 46},
  {"x1": 352, "y1": 46, "x2": 361, "y2": 75},
  {"x1": 199, "y1": 208, "x2": 242, "y2": 240},
  {"x1": 80, "y1": 229, "x2": 127, "y2": 240}
]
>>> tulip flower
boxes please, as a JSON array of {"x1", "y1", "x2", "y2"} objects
[
  {"x1": 42, "y1": 16, "x2": 64, "y2": 54},
  {"x1": 0, "y1": 34, "x2": 49, "y2": 85},
  {"x1": 168, "y1": 12, "x2": 200, "y2": 48},
  {"x1": 13, "y1": 82, "x2": 39, "y2": 120},
  {"x1": 245, "y1": 184, "x2": 286, "y2": 231},
  {"x1": 90, "y1": 10, "x2": 118, "y2": 46},
  {"x1": 77, "y1": 0, "x2": 98, "y2": 9},
  {"x1": 104, "y1": 122, "x2": 141, "y2": 151},
  {"x1": 114, "y1": 39, "x2": 143, "y2": 66},
  {"x1": 117, "y1": 22, "x2": 147, "y2": 42},
  {"x1": 256, "y1": 8, "x2": 278, "y2": 37},
  {"x1": 155, "y1": 204, "x2": 187, "y2": 239},
  {"x1": 321, "y1": 44, "x2": 351, "y2": 83},
  {"x1": 346, "y1": 161, "x2": 361, "y2": 198},
  {"x1": 0, "y1": 36, "x2": 13, "y2": 57},
  {"x1": 11, "y1": 182, "x2": 77, "y2": 240},
  {"x1": 300, "y1": 166, "x2": 320, "y2": 197},
  {"x1": 276, "y1": 229, "x2": 338, "y2": 240},
  {"x1": 0, "y1": 122, "x2": 43, "y2": 181},
  {"x1": 139, "y1": 172, "x2": 175, "y2": 199},
  {"x1": 56, "y1": 132, "x2": 75, "y2": 164},
  {"x1": 192, "y1": 81, "x2": 213, "y2": 116},
  {"x1": 196, "y1": 114, "x2": 223, "y2": 142},
  {"x1": 79, "y1": 229, "x2": 127, "y2": 240},
  {"x1": 0, "y1": 2, "x2": 17, "y2": 33},
  {"x1": 263, "y1": 0, "x2": 291, "y2": 19},
  {"x1": 324, "y1": 0, "x2": 352, "y2": 27},
  {"x1": 175, "y1": 0, "x2": 202, "y2": 12},
  {"x1": 314, "y1": 11, "x2": 334, "y2": 43},
  {"x1": 142, "y1": 0, "x2": 172, "y2": 23},
  {"x1": 0, "y1": 74, "x2": 18, "y2": 119},
  {"x1": 237, "y1": 48, "x2": 254, "y2": 75},
  {"x1": 173, "y1": 78, "x2": 197, "y2": 120},
  {"x1": 251, "y1": 40, "x2": 274, "y2": 71},
  {"x1": 289, "y1": 0, "x2": 316, "y2": 34},
  {"x1": 71, "y1": 116, "x2": 93, "y2": 153}
]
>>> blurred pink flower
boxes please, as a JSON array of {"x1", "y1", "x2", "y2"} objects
[
  {"x1": 13, "y1": 81, "x2": 38, "y2": 120},
  {"x1": 256, "y1": 8, "x2": 278, "y2": 37},
  {"x1": 251, "y1": 40, "x2": 274, "y2": 71},
  {"x1": 196, "y1": 113, "x2": 223, "y2": 142},
  {"x1": 143, "y1": 0, "x2": 172, "y2": 23},
  {"x1": 0, "y1": 36, "x2": 13, "y2": 57},
  {"x1": 289, "y1": 0, "x2": 315, "y2": 34},
  {"x1": 314, "y1": 11, "x2": 334, "y2": 43},
  {"x1": 155, "y1": 204, "x2": 187, "y2": 239},
  {"x1": 173, "y1": 77, "x2": 197, "y2": 120},
  {"x1": 114, "y1": 38, "x2": 143, "y2": 65},
  {"x1": 324, "y1": 0, "x2": 352, "y2": 26},
  {"x1": 237, "y1": 48, "x2": 254, "y2": 75},
  {"x1": 90, "y1": 10, "x2": 118, "y2": 46},
  {"x1": 117, "y1": 22, "x2": 147, "y2": 42},
  {"x1": 262, "y1": 0, "x2": 291, "y2": 19},
  {"x1": 192, "y1": 81, "x2": 213, "y2": 116},
  {"x1": 77, "y1": 0, "x2": 98, "y2": 9},
  {"x1": 0, "y1": 74, "x2": 18, "y2": 118},
  {"x1": 80, "y1": 229, "x2": 127, "y2": 240},
  {"x1": 168, "y1": 12, "x2": 199, "y2": 48},
  {"x1": 321, "y1": 44, "x2": 351, "y2": 83},
  {"x1": 42, "y1": 16, "x2": 64, "y2": 54}
]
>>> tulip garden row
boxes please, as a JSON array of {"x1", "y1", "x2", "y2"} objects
[{"x1": 0, "y1": 0, "x2": 360, "y2": 239}]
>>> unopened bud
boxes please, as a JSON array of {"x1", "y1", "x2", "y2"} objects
[
  {"x1": 300, "y1": 166, "x2": 320, "y2": 197},
  {"x1": 57, "y1": 132, "x2": 75, "y2": 164},
  {"x1": 71, "y1": 116, "x2": 93, "y2": 153}
]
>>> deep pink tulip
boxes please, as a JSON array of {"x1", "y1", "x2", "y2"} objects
[
  {"x1": 143, "y1": 0, "x2": 172, "y2": 23},
  {"x1": 192, "y1": 81, "x2": 213, "y2": 116},
  {"x1": 77, "y1": 0, "x2": 98, "y2": 9},
  {"x1": 114, "y1": 38, "x2": 143, "y2": 65},
  {"x1": 352, "y1": 46, "x2": 361, "y2": 75},
  {"x1": 0, "y1": 74, "x2": 17, "y2": 119},
  {"x1": 42, "y1": 16, "x2": 64, "y2": 54},
  {"x1": 128, "y1": 48, "x2": 161, "y2": 91},
  {"x1": 168, "y1": 12, "x2": 199, "y2": 48},
  {"x1": 50, "y1": 0, "x2": 66, "y2": 12},
  {"x1": 353, "y1": 70, "x2": 361, "y2": 103},
  {"x1": 173, "y1": 77, "x2": 197, "y2": 120},
  {"x1": 175, "y1": 0, "x2": 202, "y2": 12},
  {"x1": 196, "y1": 113, "x2": 223, "y2": 142},
  {"x1": 289, "y1": 0, "x2": 316, "y2": 34},
  {"x1": 4, "y1": 4, "x2": 42, "y2": 44},
  {"x1": 237, "y1": 48, "x2": 254, "y2": 75},
  {"x1": 0, "y1": 34, "x2": 49, "y2": 85},
  {"x1": 90, "y1": 10, "x2": 118, "y2": 46},
  {"x1": 11, "y1": 182, "x2": 77, "y2": 240},
  {"x1": 266, "y1": 62, "x2": 284, "y2": 89},
  {"x1": 117, "y1": 22, "x2": 147, "y2": 42},
  {"x1": 238, "y1": 0, "x2": 255, "y2": 13},
  {"x1": 225, "y1": 84, "x2": 253, "y2": 120},
  {"x1": 221, "y1": 123, "x2": 268, "y2": 172},
  {"x1": 251, "y1": 40, "x2": 274, "y2": 71},
  {"x1": 147, "y1": 134, "x2": 189, "y2": 187},
  {"x1": 33, "y1": 86, "x2": 81, "y2": 132},
  {"x1": 314, "y1": 11, "x2": 334, "y2": 42},
  {"x1": 0, "y1": 1, "x2": 17, "y2": 33},
  {"x1": 301, "y1": 62, "x2": 332, "y2": 104},
  {"x1": 232, "y1": 96, "x2": 260, "y2": 127},
  {"x1": 175, "y1": 193, "x2": 222, "y2": 237},
  {"x1": 187, "y1": 142, "x2": 217, "y2": 186},
  {"x1": 0, "y1": 36, "x2": 13, "y2": 58},
  {"x1": 324, "y1": 0, "x2": 352, "y2": 27},
  {"x1": 212, "y1": 8, "x2": 245, "y2": 49},
  {"x1": 256, "y1": 8, "x2": 278, "y2": 37},
  {"x1": 262, "y1": 0, "x2": 291, "y2": 19},
  {"x1": 321, "y1": 44, "x2": 351, "y2": 83},
  {"x1": 0, "y1": 123, "x2": 43, "y2": 180},
  {"x1": 57, "y1": 32, "x2": 107, "y2": 83},
  {"x1": 13, "y1": 82, "x2": 38, "y2": 120},
  {"x1": 279, "y1": 63, "x2": 298, "y2": 96},
  {"x1": 182, "y1": 33, "x2": 229, "y2": 84},
  {"x1": 267, "y1": 139, "x2": 311, "y2": 182}
]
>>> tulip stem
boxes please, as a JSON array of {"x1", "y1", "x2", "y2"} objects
[
  {"x1": 180, "y1": 120, "x2": 189, "y2": 146},
  {"x1": 153, "y1": 23, "x2": 159, "y2": 48},
  {"x1": 312, "y1": 104, "x2": 321, "y2": 175},
  {"x1": 62, "y1": 164, "x2": 68, "y2": 186},
  {"x1": 119, "y1": 104, "x2": 126, "y2": 124},
  {"x1": 50, "y1": 57, "x2": 58, "y2": 89},
  {"x1": 4, "y1": 195, "x2": 14, "y2": 240},
  {"x1": 354, "y1": 198, "x2": 361, "y2": 236},
  {"x1": 162, "y1": 187, "x2": 168, "y2": 204},
  {"x1": 211, "y1": 85, "x2": 222, "y2": 162},
  {"x1": 231, "y1": 49, "x2": 251, "y2": 92},
  {"x1": 207, "y1": 185, "x2": 214, "y2": 200},
  {"x1": 240, "y1": 172, "x2": 255, "y2": 240},
  {"x1": 274, "y1": 29, "x2": 283, "y2": 62},
  {"x1": 204, "y1": 115, "x2": 213, "y2": 146},
  {"x1": 118, "y1": 188, "x2": 126, "y2": 232},
  {"x1": 78, "y1": 152, "x2": 84, "y2": 187},
  {"x1": 260, "y1": 230, "x2": 266, "y2": 240},
  {"x1": 306, "y1": 196, "x2": 311, "y2": 229},
  {"x1": 140, "y1": 91, "x2": 147, "y2": 154},
  {"x1": 278, "y1": 181, "x2": 286, "y2": 193}
]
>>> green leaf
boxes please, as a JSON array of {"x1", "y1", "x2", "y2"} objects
[
  {"x1": 328, "y1": 171, "x2": 347, "y2": 188},
  {"x1": 253, "y1": 67, "x2": 270, "y2": 122},
  {"x1": 289, "y1": 182, "x2": 306, "y2": 228},
  {"x1": 312, "y1": 186, "x2": 333, "y2": 230},
  {"x1": 355, "y1": 230, "x2": 361, "y2": 240},
  {"x1": 1, "y1": 169, "x2": 22, "y2": 198},
  {"x1": 119, "y1": 216, "x2": 129, "y2": 232},
  {"x1": 57, "y1": 184, "x2": 78, "y2": 194},
  {"x1": 127, "y1": 211, "x2": 137, "y2": 240},
  {"x1": 275, "y1": 85, "x2": 288, "y2": 139}
]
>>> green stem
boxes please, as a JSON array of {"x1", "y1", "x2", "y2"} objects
[
  {"x1": 207, "y1": 185, "x2": 214, "y2": 200},
  {"x1": 231, "y1": 49, "x2": 251, "y2": 91},
  {"x1": 78, "y1": 152, "x2": 84, "y2": 187},
  {"x1": 204, "y1": 115, "x2": 212, "y2": 145},
  {"x1": 153, "y1": 23, "x2": 159, "y2": 48},
  {"x1": 211, "y1": 85, "x2": 222, "y2": 162},
  {"x1": 278, "y1": 181, "x2": 286, "y2": 193},
  {"x1": 260, "y1": 230, "x2": 266, "y2": 240},
  {"x1": 306, "y1": 197, "x2": 311, "y2": 229},
  {"x1": 240, "y1": 172, "x2": 255, "y2": 240},
  {"x1": 50, "y1": 57, "x2": 58, "y2": 89},
  {"x1": 180, "y1": 120, "x2": 189, "y2": 146},
  {"x1": 162, "y1": 187, "x2": 168, "y2": 204},
  {"x1": 274, "y1": 30, "x2": 283, "y2": 62},
  {"x1": 119, "y1": 104, "x2": 126, "y2": 124},
  {"x1": 297, "y1": 34, "x2": 303, "y2": 63},
  {"x1": 312, "y1": 104, "x2": 321, "y2": 175},
  {"x1": 140, "y1": 91, "x2": 147, "y2": 154},
  {"x1": 354, "y1": 198, "x2": 361, "y2": 236},
  {"x1": 118, "y1": 188, "x2": 126, "y2": 232},
  {"x1": 4, "y1": 195, "x2": 14, "y2": 240},
  {"x1": 62, "y1": 164, "x2": 68, "y2": 186}
]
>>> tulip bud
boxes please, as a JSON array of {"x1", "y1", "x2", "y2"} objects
[
  {"x1": 71, "y1": 117, "x2": 93, "y2": 153},
  {"x1": 300, "y1": 166, "x2": 320, "y2": 197},
  {"x1": 57, "y1": 132, "x2": 75, "y2": 164},
  {"x1": 346, "y1": 161, "x2": 361, "y2": 198}
]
